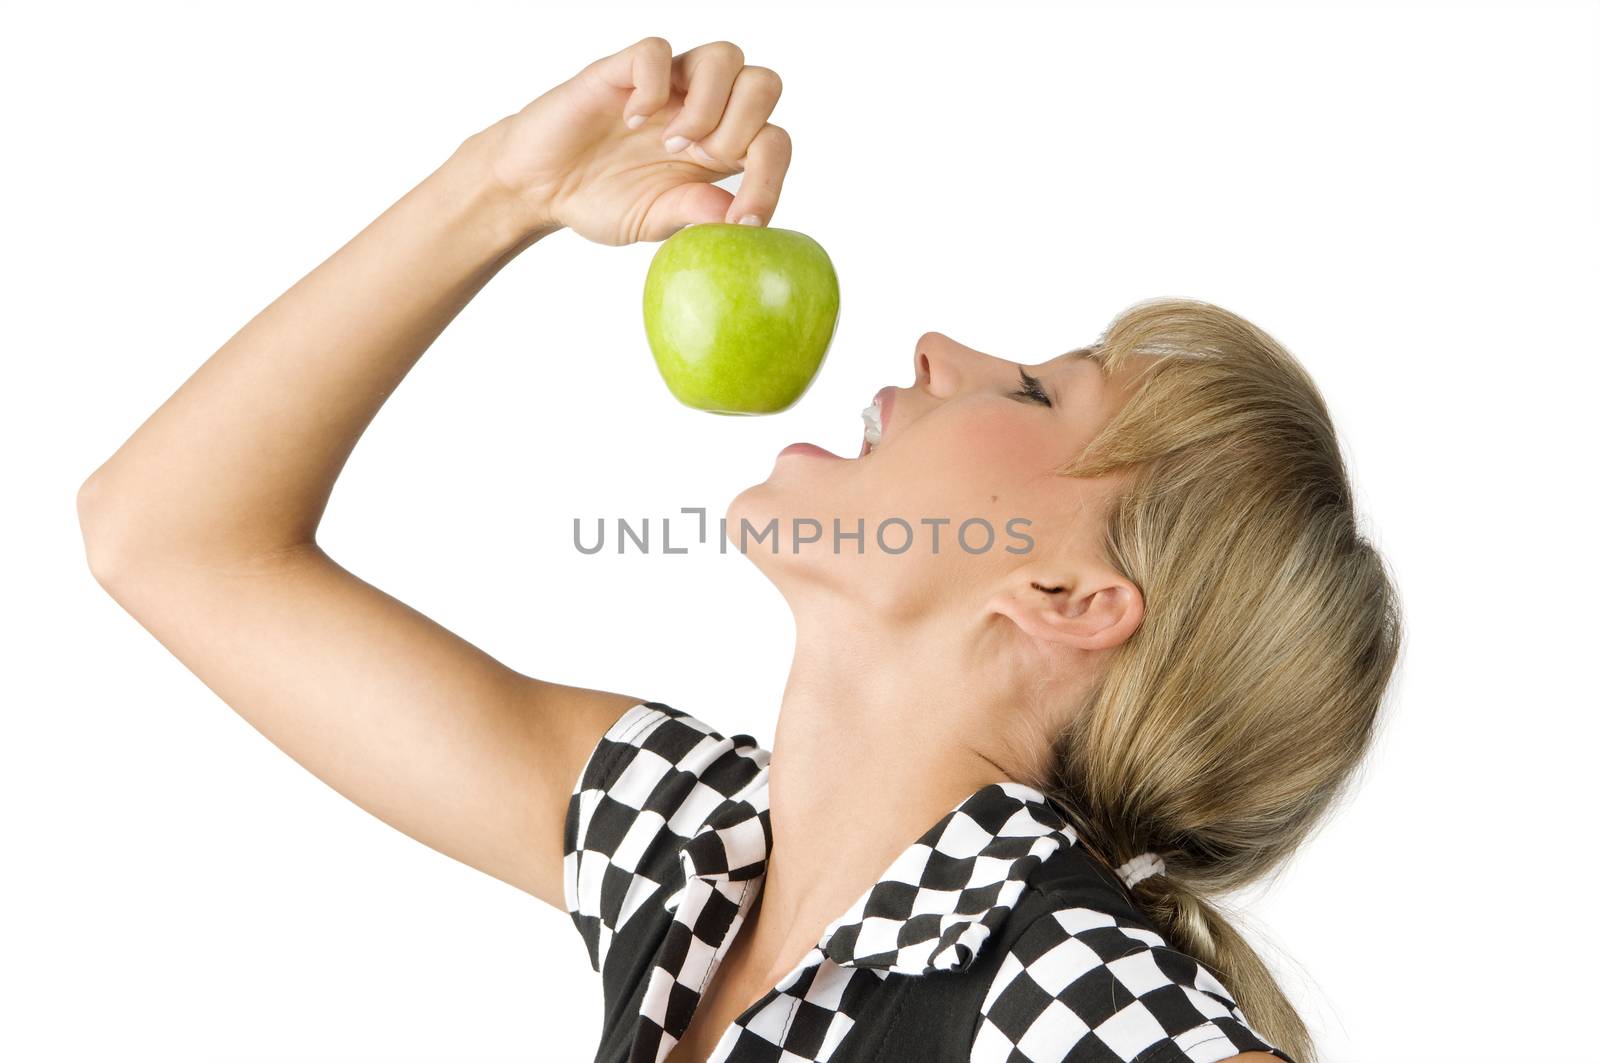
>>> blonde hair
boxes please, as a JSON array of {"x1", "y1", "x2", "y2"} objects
[{"x1": 1013, "y1": 298, "x2": 1404, "y2": 1063}]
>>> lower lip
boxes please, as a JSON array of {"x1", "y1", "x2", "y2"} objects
[{"x1": 778, "y1": 442, "x2": 845, "y2": 460}]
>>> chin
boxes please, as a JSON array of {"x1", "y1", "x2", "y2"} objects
[
  {"x1": 724, "y1": 481, "x2": 768, "y2": 537},
  {"x1": 724, "y1": 483, "x2": 840, "y2": 577}
]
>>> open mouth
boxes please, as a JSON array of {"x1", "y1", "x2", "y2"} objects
[
  {"x1": 859, "y1": 399, "x2": 881, "y2": 457},
  {"x1": 783, "y1": 388, "x2": 895, "y2": 462},
  {"x1": 858, "y1": 386, "x2": 895, "y2": 458}
]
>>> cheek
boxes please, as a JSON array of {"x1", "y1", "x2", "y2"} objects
[
  {"x1": 922, "y1": 406, "x2": 1044, "y2": 485},
  {"x1": 970, "y1": 407, "x2": 1057, "y2": 469},
  {"x1": 876, "y1": 406, "x2": 1054, "y2": 520}
]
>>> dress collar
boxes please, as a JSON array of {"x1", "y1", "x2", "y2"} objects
[{"x1": 676, "y1": 770, "x2": 1077, "y2": 976}]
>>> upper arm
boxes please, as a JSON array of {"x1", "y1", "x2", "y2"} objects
[
  {"x1": 88, "y1": 540, "x2": 645, "y2": 911},
  {"x1": 971, "y1": 906, "x2": 1294, "y2": 1063}
]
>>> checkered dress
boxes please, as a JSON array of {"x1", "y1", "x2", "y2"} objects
[{"x1": 563, "y1": 701, "x2": 1295, "y2": 1063}]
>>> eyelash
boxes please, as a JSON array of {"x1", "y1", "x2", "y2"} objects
[{"x1": 1012, "y1": 368, "x2": 1052, "y2": 407}]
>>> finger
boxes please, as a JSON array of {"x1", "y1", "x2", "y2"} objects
[
  {"x1": 692, "y1": 65, "x2": 782, "y2": 169},
  {"x1": 581, "y1": 36, "x2": 673, "y2": 128},
  {"x1": 644, "y1": 181, "x2": 736, "y2": 242},
  {"x1": 724, "y1": 122, "x2": 792, "y2": 226},
  {"x1": 659, "y1": 41, "x2": 745, "y2": 152}
]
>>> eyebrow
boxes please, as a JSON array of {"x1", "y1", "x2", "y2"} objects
[
  {"x1": 1033, "y1": 347, "x2": 1093, "y2": 370},
  {"x1": 1028, "y1": 347, "x2": 1099, "y2": 406}
]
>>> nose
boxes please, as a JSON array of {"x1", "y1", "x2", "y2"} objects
[{"x1": 913, "y1": 331, "x2": 1006, "y2": 398}]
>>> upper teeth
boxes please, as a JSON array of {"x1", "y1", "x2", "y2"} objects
[{"x1": 861, "y1": 400, "x2": 882, "y2": 449}]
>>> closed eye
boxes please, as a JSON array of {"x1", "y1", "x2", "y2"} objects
[{"x1": 1011, "y1": 366, "x2": 1053, "y2": 408}]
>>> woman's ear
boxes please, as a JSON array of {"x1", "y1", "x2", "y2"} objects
[{"x1": 986, "y1": 566, "x2": 1144, "y2": 653}]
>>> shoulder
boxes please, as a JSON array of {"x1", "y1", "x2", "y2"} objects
[
  {"x1": 565, "y1": 701, "x2": 769, "y2": 837},
  {"x1": 970, "y1": 874, "x2": 1296, "y2": 1063},
  {"x1": 561, "y1": 701, "x2": 768, "y2": 974}
]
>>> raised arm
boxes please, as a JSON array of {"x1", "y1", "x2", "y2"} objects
[{"x1": 75, "y1": 36, "x2": 790, "y2": 908}]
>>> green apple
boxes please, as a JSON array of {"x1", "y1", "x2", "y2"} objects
[{"x1": 642, "y1": 222, "x2": 840, "y2": 415}]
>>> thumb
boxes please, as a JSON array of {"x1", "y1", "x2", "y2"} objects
[{"x1": 642, "y1": 182, "x2": 742, "y2": 241}]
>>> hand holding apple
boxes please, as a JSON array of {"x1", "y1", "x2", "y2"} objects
[
  {"x1": 644, "y1": 222, "x2": 840, "y2": 414},
  {"x1": 476, "y1": 36, "x2": 792, "y2": 246}
]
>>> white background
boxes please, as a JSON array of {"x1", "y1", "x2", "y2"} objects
[{"x1": 5, "y1": 2, "x2": 1596, "y2": 1061}]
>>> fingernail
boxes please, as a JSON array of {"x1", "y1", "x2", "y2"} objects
[
  {"x1": 626, "y1": 114, "x2": 646, "y2": 130},
  {"x1": 663, "y1": 134, "x2": 690, "y2": 153},
  {"x1": 738, "y1": 214, "x2": 761, "y2": 226}
]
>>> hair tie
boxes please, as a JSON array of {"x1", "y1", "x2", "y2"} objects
[{"x1": 1116, "y1": 851, "x2": 1166, "y2": 889}]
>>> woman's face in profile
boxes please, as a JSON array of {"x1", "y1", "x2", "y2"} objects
[{"x1": 727, "y1": 332, "x2": 1146, "y2": 620}]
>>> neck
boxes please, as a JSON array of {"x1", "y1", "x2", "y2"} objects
[{"x1": 737, "y1": 595, "x2": 1030, "y2": 984}]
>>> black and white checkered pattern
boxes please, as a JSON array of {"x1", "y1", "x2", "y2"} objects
[
  {"x1": 564, "y1": 700, "x2": 770, "y2": 978},
  {"x1": 815, "y1": 779, "x2": 1069, "y2": 976},
  {"x1": 970, "y1": 906, "x2": 1285, "y2": 1062},
  {"x1": 564, "y1": 701, "x2": 1293, "y2": 1063}
]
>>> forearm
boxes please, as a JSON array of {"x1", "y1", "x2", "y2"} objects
[{"x1": 79, "y1": 123, "x2": 553, "y2": 568}]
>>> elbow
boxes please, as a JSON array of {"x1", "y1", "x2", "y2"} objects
[
  {"x1": 77, "y1": 473, "x2": 134, "y2": 590},
  {"x1": 76, "y1": 473, "x2": 318, "y2": 586}
]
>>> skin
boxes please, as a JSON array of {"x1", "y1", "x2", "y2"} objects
[
  {"x1": 719, "y1": 333, "x2": 1154, "y2": 998},
  {"x1": 75, "y1": 36, "x2": 1282, "y2": 1063},
  {"x1": 667, "y1": 337, "x2": 1159, "y2": 1059}
]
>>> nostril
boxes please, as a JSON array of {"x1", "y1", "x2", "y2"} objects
[{"x1": 917, "y1": 351, "x2": 930, "y2": 384}]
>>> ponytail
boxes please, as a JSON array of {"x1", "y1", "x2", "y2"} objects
[
  {"x1": 1011, "y1": 297, "x2": 1405, "y2": 1063},
  {"x1": 1043, "y1": 788, "x2": 1317, "y2": 1063}
]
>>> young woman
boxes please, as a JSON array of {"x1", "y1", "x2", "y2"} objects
[{"x1": 77, "y1": 36, "x2": 1400, "y2": 1063}]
